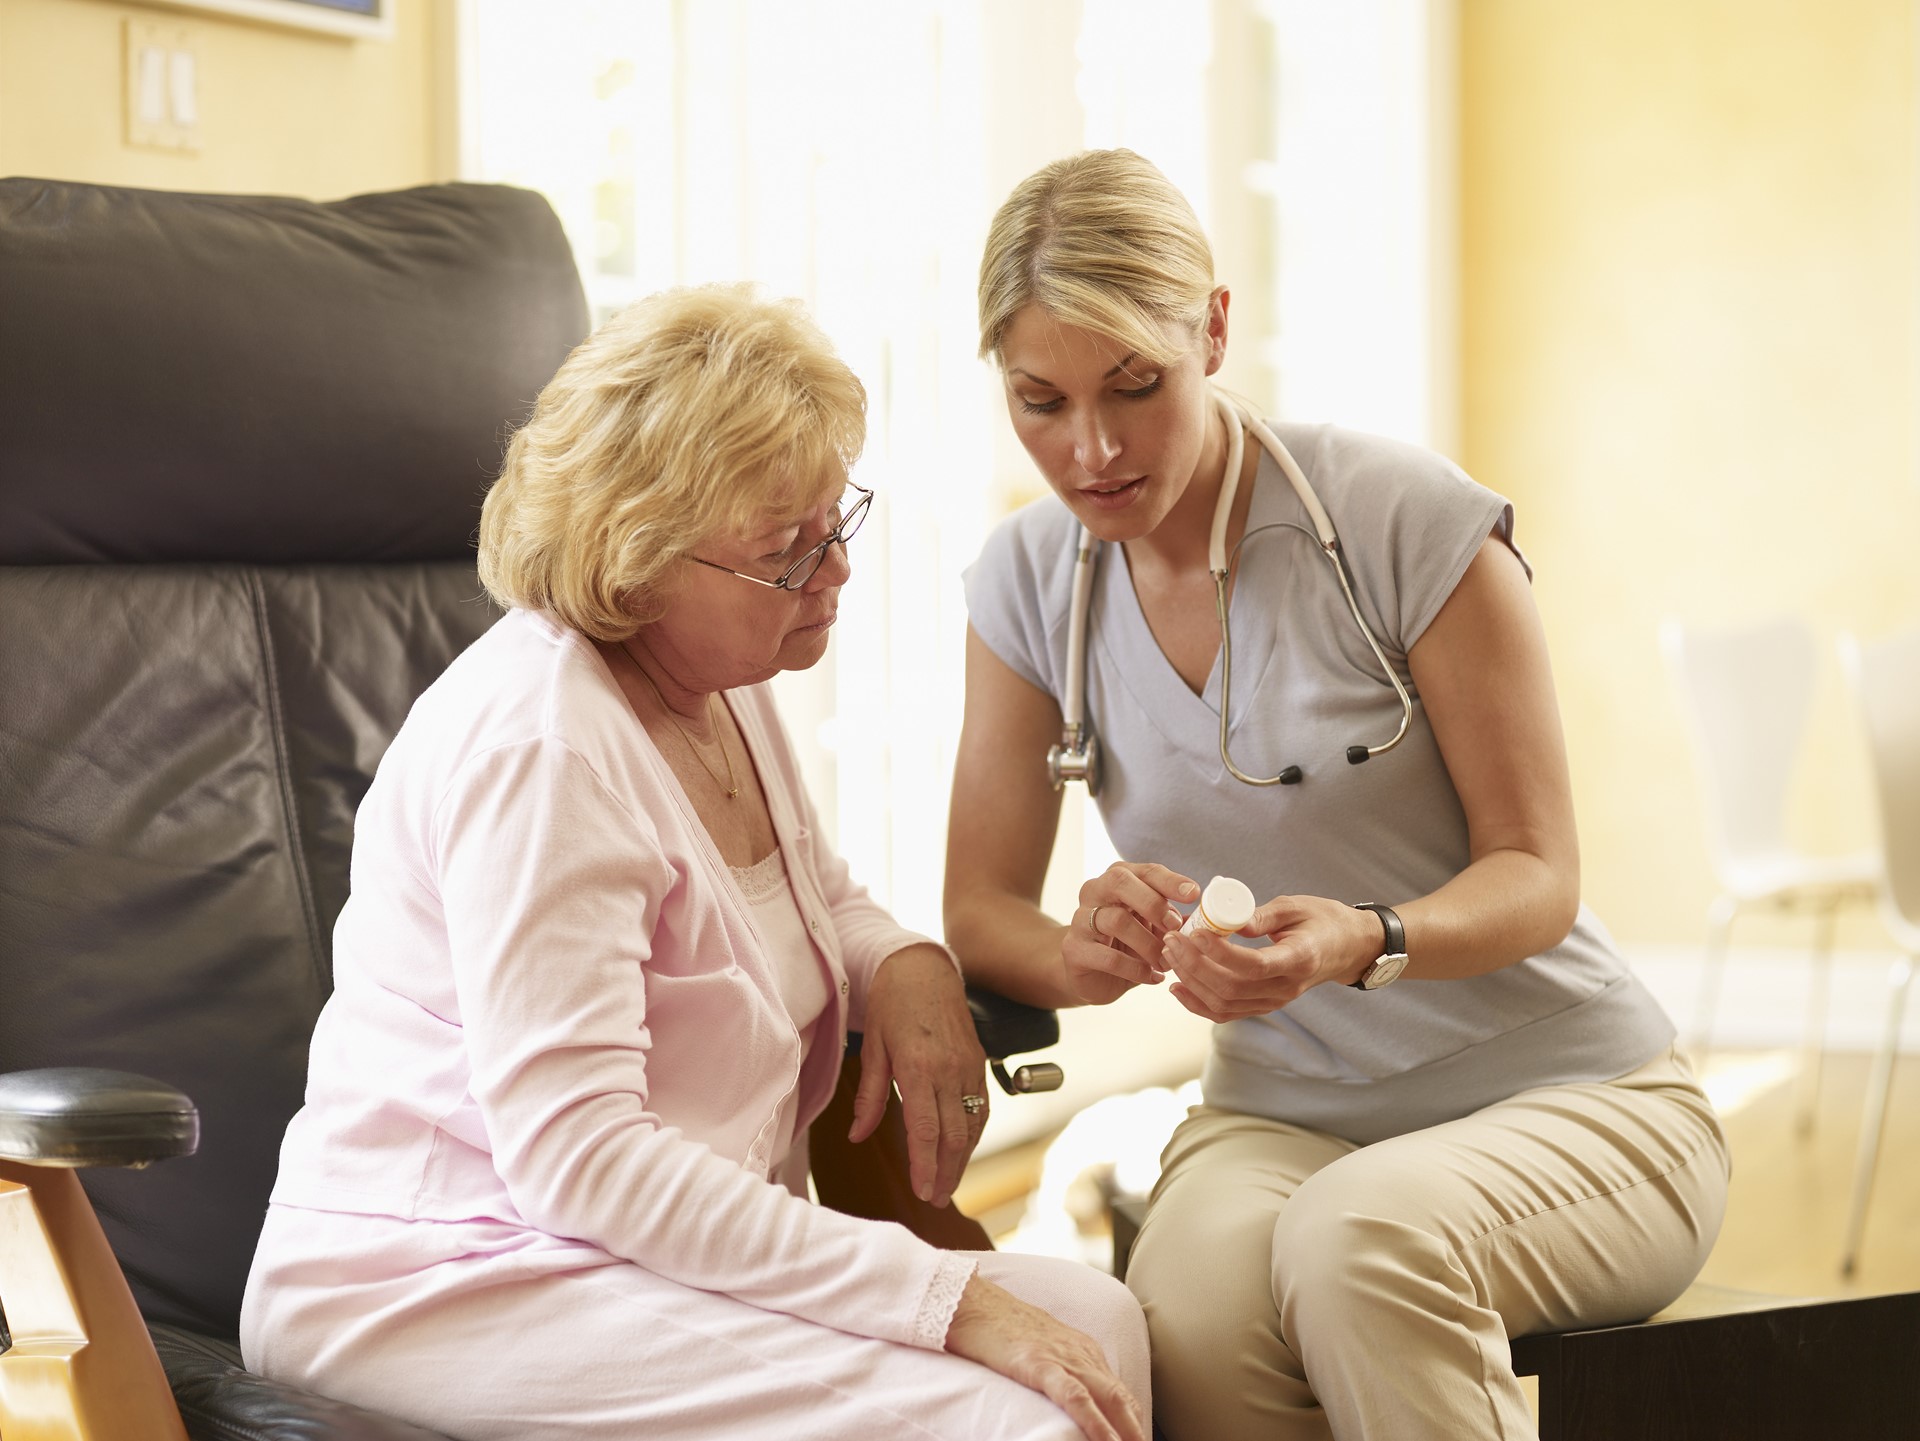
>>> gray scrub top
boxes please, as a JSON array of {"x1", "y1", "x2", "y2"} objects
[{"x1": 963, "y1": 420, "x2": 1672, "y2": 1145}]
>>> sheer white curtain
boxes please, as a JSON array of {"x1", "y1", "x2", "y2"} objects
[
  {"x1": 1265, "y1": 0, "x2": 1457, "y2": 452},
  {"x1": 457, "y1": 0, "x2": 994, "y2": 934},
  {"x1": 450, "y1": 0, "x2": 1456, "y2": 1165},
  {"x1": 1076, "y1": 0, "x2": 1455, "y2": 447}
]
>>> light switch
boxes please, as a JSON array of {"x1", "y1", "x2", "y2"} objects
[{"x1": 125, "y1": 20, "x2": 201, "y2": 153}]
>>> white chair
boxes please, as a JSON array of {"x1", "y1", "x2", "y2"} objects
[
  {"x1": 1836, "y1": 626, "x2": 1920, "y2": 1277},
  {"x1": 1661, "y1": 618, "x2": 1881, "y2": 1128}
]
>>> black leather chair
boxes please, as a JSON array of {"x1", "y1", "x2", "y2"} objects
[{"x1": 0, "y1": 176, "x2": 1056, "y2": 1440}]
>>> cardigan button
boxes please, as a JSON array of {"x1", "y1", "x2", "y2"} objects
[{"x1": 839, "y1": 980, "x2": 849, "y2": 996}]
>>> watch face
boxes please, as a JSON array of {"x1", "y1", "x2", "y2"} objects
[{"x1": 1363, "y1": 953, "x2": 1411, "y2": 990}]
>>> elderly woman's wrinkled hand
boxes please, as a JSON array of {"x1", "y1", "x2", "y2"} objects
[
  {"x1": 853, "y1": 945, "x2": 989, "y2": 1208},
  {"x1": 945, "y1": 1274, "x2": 1147, "y2": 1441}
]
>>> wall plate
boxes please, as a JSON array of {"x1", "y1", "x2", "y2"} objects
[{"x1": 125, "y1": 20, "x2": 202, "y2": 154}]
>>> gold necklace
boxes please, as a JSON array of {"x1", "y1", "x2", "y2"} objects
[{"x1": 620, "y1": 643, "x2": 739, "y2": 800}]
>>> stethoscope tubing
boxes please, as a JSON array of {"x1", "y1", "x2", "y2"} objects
[{"x1": 1053, "y1": 391, "x2": 1414, "y2": 792}]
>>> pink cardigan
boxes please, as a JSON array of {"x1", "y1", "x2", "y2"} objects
[{"x1": 267, "y1": 608, "x2": 975, "y2": 1350}]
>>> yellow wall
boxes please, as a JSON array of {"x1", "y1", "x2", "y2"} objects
[
  {"x1": 1461, "y1": 0, "x2": 1920, "y2": 946},
  {"x1": 0, "y1": 0, "x2": 438, "y2": 197}
]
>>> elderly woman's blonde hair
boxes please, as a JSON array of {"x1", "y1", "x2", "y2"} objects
[
  {"x1": 977, "y1": 148, "x2": 1216, "y2": 369},
  {"x1": 479, "y1": 283, "x2": 866, "y2": 639}
]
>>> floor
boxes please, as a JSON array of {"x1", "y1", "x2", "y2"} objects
[{"x1": 1692, "y1": 1047, "x2": 1918, "y2": 1298}]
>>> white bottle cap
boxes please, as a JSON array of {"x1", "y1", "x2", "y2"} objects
[{"x1": 1197, "y1": 876, "x2": 1255, "y2": 933}]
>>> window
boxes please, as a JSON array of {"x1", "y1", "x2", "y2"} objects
[{"x1": 454, "y1": 0, "x2": 1456, "y2": 933}]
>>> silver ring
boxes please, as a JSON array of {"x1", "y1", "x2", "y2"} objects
[
  {"x1": 961, "y1": 1094, "x2": 987, "y2": 1116},
  {"x1": 1088, "y1": 904, "x2": 1108, "y2": 939}
]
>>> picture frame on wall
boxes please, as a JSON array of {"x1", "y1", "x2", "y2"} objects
[{"x1": 163, "y1": 0, "x2": 394, "y2": 40}]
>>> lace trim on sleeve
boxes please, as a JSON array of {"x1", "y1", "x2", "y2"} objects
[{"x1": 909, "y1": 1251, "x2": 979, "y2": 1351}]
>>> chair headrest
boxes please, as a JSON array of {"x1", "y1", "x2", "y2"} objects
[{"x1": 0, "y1": 178, "x2": 590, "y2": 564}]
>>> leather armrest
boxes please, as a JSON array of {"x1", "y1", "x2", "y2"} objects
[
  {"x1": 153, "y1": 1325, "x2": 456, "y2": 1441},
  {"x1": 965, "y1": 984, "x2": 1060, "y2": 1059},
  {"x1": 0, "y1": 1068, "x2": 198, "y2": 1168}
]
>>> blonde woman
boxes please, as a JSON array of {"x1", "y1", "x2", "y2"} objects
[
  {"x1": 241, "y1": 284, "x2": 1148, "y2": 1441},
  {"x1": 946, "y1": 149, "x2": 1729, "y2": 1440}
]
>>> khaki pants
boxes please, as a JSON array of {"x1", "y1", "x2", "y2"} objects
[{"x1": 1126, "y1": 1047, "x2": 1729, "y2": 1441}]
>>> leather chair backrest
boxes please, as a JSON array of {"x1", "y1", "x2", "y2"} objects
[{"x1": 0, "y1": 178, "x2": 590, "y2": 1338}]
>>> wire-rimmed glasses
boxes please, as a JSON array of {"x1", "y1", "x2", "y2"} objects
[{"x1": 691, "y1": 483, "x2": 872, "y2": 591}]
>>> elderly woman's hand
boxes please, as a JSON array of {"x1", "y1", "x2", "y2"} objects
[
  {"x1": 945, "y1": 1274, "x2": 1147, "y2": 1441},
  {"x1": 852, "y1": 945, "x2": 989, "y2": 1209}
]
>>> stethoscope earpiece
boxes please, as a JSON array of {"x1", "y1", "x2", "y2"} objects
[{"x1": 1051, "y1": 392, "x2": 1414, "y2": 792}]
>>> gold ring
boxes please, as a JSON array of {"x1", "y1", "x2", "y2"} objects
[
  {"x1": 961, "y1": 1094, "x2": 987, "y2": 1116},
  {"x1": 1088, "y1": 904, "x2": 1108, "y2": 939}
]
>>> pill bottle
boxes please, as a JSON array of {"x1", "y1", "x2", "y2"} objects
[{"x1": 1179, "y1": 876, "x2": 1255, "y2": 937}]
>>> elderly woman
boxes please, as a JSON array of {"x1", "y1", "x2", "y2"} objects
[{"x1": 240, "y1": 284, "x2": 1148, "y2": 1441}]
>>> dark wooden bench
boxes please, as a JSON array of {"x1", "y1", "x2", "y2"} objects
[
  {"x1": 1111, "y1": 1195, "x2": 1920, "y2": 1439},
  {"x1": 1509, "y1": 1283, "x2": 1920, "y2": 1440}
]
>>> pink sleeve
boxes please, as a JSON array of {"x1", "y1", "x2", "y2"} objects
[{"x1": 432, "y1": 735, "x2": 974, "y2": 1348}]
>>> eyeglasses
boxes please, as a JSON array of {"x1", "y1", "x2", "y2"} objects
[{"x1": 691, "y1": 483, "x2": 872, "y2": 591}]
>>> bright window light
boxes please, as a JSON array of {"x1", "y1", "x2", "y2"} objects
[
  {"x1": 462, "y1": 0, "x2": 995, "y2": 934},
  {"x1": 456, "y1": 0, "x2": 1451, "y2": 934}
]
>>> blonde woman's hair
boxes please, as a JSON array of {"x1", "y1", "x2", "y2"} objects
[
  {"x1": 977, "y1": 148, "x2": 1216, "y2": 367},
  {"x1": 479, "y1": 283, "x2": 866, "y2": 639}
]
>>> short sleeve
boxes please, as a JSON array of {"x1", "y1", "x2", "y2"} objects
[
  {"x1": 1300, "y1": 427, "x2": 1527, "y2": 656},
  {"x1": 960, "y1": 500, "x2": 1077, "y2": 702}
]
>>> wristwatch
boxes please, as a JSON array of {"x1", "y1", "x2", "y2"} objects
[{"x1": 1350, "y1": 903, "x2": 1410, "y2": 990}]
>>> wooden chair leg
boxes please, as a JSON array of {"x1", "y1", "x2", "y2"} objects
[
  {"x1": 0, "y1": 1160, "x2": 187, "y2": 1441},
  {"x1": 808, "y1": 1052, "x2": 994, "y2": 1252},
  {"x1": 1841, "y1": 954, "x2": 1913, "y2": 1277}
]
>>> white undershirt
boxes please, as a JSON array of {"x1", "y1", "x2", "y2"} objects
[{"x1": 731, "y1": 848, "x2": 832, "y2": 1041}]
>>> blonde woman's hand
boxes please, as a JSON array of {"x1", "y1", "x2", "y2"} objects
[
  {"x1": 854, "y1": 945, "x2": 989, "y2": 1208},
  {"x1": 1064, "y1": 862, "x2": 1198, "y2": 1004},
  {"x1": 1160, "y1": 892, "x2": 1378, "y2": 1022},
  {"x1": 944, "y1": 1274, "x2": 1147, "y2": 1441}
]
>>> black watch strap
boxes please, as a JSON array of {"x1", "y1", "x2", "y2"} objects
[
  {"x1": 1350, "y1": 903, "x2": 1409, "y2": 990},
  {"x1": 1353, "y1": 902, "x2": 1405, "y2": 958}
]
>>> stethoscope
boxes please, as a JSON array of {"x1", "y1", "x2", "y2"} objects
[{"x1": 1048, "y1": 391, "x2": 1414, "y2": 794}]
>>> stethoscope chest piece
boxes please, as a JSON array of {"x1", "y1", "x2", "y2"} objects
[{"x1": 1047, "y1": 730, "x2": 1101, "y2": 795}]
